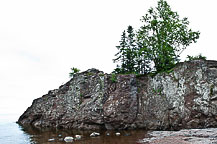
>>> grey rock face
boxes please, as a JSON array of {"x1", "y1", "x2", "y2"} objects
[{"x1": 18, "y1": 60, "x2": 217, "y2": 130}]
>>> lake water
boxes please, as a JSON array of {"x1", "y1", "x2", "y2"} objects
[{"x1": 0, "y1": 114, "x2": 148, "y2": 144}]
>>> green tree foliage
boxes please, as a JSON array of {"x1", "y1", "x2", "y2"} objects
[
  {"x1": 69, "y1": 67, "x2": 80, "y2": 78},
  {"x1": 126, "y1": 26, "x2": 137, "y2": 73},
  {"x1": 113, "y1": 0, "x2": 200, "y2": 74},
  {"x1": 113, "y1": 30, "x2": 127, "y2": 74},
  {"x1": 137, "y1": 0, "x2": 200, "y2": 72},
  {"x1": 113, "y1": 26, "x2": 138, "y2": 74}
]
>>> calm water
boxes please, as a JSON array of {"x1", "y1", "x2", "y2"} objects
[{"x1": 0, "y1": 114, "x2": 148, "y2": 144}]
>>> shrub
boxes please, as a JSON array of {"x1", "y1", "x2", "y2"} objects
[
  {"x1": 186, "y1": 54, "x2": 207, "y2": 61},
  {"x1": 69, "y1": 67, "x2": 80, "y2": 78}
]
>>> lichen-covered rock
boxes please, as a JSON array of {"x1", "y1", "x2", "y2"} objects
[
  {"x1": 18, "y1": 60, "x2": 217, "y2": 130},
  {"x1": 18, "y1": 68, "x2": 106, "y2": 129},
  {"x1": 135, "y1": 60, "x2": 217, "y2": 130}
]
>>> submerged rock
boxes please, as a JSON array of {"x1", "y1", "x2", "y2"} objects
[
  {"x1": 75, "y1": 135, "x2": 81, "y2": 140},
  {"x1": 64, "y1": 136, "x2": 73, "y2": 142},
  {"x1": 106, "y1": 132, "x2": 110, "y2": 136},
  {"x1": 18, "y1": 60, "x2": 217, "y2": 130}
]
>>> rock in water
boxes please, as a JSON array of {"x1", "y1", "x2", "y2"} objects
[
  {"x1": 90, "y1": 132, "x2": 100, "y2": 137},
  {"x1": 48, "y1": 138, "x2": 55, "y2": 142},
  {"x1": 64, "y1": 136, "x2": 73, "y2": 142},
  {"x1": 75, "y1": 135, "x2": 81, "y2": 140},
  {"x1": 106, "y1": 132, "x2": 110, "y2": 136},
  {"x1": 17, "y1": 60, "x2": 217, "y2": 130}
]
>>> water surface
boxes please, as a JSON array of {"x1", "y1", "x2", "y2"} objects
[{"x1": 0, "y1": 114, "x2": 148, "y2": 144}]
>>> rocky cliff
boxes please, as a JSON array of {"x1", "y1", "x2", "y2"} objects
[{"x1": 18, "y1": 60, "x2": 217, "y2": 130}]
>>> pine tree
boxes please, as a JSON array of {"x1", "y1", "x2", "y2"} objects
[
  {"x1": 113, "y1": 30, "x2": 127, "y2": 74},
  {"x1": 113, "y1": 26, "x2": 139, "y2": 74},
  {"x1": 125, "y1": 26, "x2": 137, "y2": 73}
]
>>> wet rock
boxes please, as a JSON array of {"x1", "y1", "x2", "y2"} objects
[
  {"x1": 124, "y1": 133, "x2": 131, "y2": 136},
  {"x1": 18, "y1": 60, "x2": 217, "y2": 130},
  {"x1": 48, "y1": 138, "x2": 55, "y2": 142},
  {"x1": 106, "y1": 132, "x2": 110, "y2": 136},
  {"x1": 75, "y1": 135, "x2": 81, "y2": 140},
  {"x1": 64, "y1": 136, "x2": 73, "y2": 142},
  {"x1": 90, "y1": 132, "x2": 100, "y2": 137},
  {"x1": 115, "y1": 132, "x2": 121, "y2": 136}
]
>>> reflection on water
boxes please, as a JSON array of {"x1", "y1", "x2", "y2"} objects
[
  {"x1": 21, "y1": 125, "x2": 148, "y2": 144},
  {"x1": 0, "y1": 114, "x2": 148, "y2": 144}
]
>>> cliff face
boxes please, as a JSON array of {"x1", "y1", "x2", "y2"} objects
[{"x1": 18, "y1": 60, "x2": 217, "y2": 130}]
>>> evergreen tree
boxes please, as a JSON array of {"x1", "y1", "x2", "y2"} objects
[
  {"x1": 125, "y1": 26, "x2": 137, "y2": 73},
  {"x1": 113, "y1": 30, "x2": 127, "y2": 74},
  {"x1": 113, "y1": 26, "x2": 138, "y2": 74}
]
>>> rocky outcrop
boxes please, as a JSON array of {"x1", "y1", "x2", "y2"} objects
[{"x1": 18, "y1": 60, "x2": 217, "y2": 130}]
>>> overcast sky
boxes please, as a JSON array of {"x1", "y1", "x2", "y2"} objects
[{"x1": 0, "y1": 0, "x2": 217, "y2": 117}]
